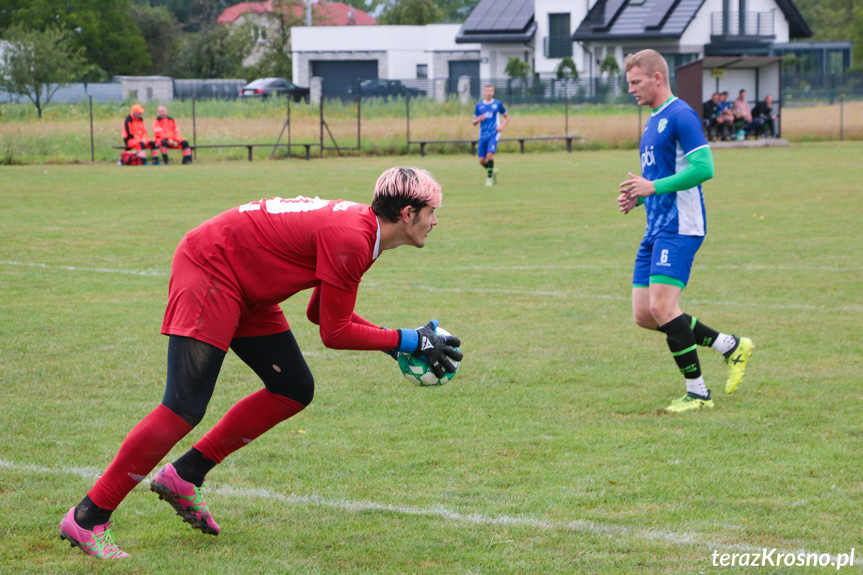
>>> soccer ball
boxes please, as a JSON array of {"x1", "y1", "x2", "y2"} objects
[{"x1": 397, "y1": 326, "x2": 460, "y2": 387}]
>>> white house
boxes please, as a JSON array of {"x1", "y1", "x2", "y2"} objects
[
  {"x1": 456, "y1": 0, "x2": 812, "y2": 80},
  {"x1": 290, "y1": 24, "x2": 480, "y2": 95}
]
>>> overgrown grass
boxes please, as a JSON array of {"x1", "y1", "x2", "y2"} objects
[
  {"x1": 0, "y1": 143, "x2": 861, "y2": 574},
  {"x1": 0, "y1": 96, "x2": 861, "y2": 164}
]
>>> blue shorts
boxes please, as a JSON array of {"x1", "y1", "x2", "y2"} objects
[
  {"x1": 632, "y1": 230, "x2": 704, "y2": 289},
  {"x1": 478, "y1": 134, "x2": 499, "y2": 157}
]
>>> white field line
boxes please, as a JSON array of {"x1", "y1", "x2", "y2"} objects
[
  {"x1": 0, "y1": 260, "x2": 167, "y2": 277},
  {"x1": 2, "y1": 260, "x2": 860, "y2": 312},
  {"x1": 3, "y1": 260, "x2": 859, "y2": 276},
  {"x1": 1, "y1": 458, "x2": 859, "y2": 565}
]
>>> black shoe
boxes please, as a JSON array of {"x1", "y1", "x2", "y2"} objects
[
  {"x1": 162, "y1": 154, "x2": 169, "y2": 164},
  {"x1": 182, "y1": 156, "x2": 192, "y2": 165}
]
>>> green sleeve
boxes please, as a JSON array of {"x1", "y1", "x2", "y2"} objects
[{"x1": 653, "y1": 146, "x2": 714, "y2": 195}]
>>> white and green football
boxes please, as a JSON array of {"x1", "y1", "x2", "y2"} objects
[{"x1": 397, "y1": 326, "x2": 460, "y2": 387}]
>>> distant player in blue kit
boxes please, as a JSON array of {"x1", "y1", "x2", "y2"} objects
[
  {"x1": 472, "y1": 84, "x2": 510, "y2": 186},
  {"x1": 617, "y1": 49, "x2": 753, "y2": 413}
]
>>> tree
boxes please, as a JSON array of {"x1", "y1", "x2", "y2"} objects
[
  {"x1": 599, "y1": 54, "x2": 620, "y2": 77},
  {"x1": 173, "y1": 20, "x2": 252, "y2": 78},
  {"x1": 242, "y1": 0, "x2": 303, "y2": 80},
  {"x1": 794, "y1": 0, "x2": 862, "y2": 41},
  {"x1": 8, "y1": 0, "x2": 151, "y2": 78},
  {"x1": 0, "y1": 26, "x2": 89, "y2": 119},
  {"x1": 130, "y1": 3, "x2": 181, "y2": 75},
  {"x1": 504, "y1": 57, "x2": 530, "y2": 80},
  {"x1": 378, "y1": 0, "x2": 443, "y2": 25},
  {"x1": 435, "y1": 0, "x2": 480, "y2": 22},
  {"x1": 555, "y1": 57, "x2": 578, "y2": 80}
]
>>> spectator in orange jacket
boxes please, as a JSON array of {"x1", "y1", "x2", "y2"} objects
[
  {"x1": 123, "y1": 104, "x2": 160, "y2": 164},
  {"x1": 153, "y1": 106, "x2": 193, "y2": 165}
]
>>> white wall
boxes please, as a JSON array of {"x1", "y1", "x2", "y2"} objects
[
  {"x1": 481, "y1": 45, "x2": 534, "y2": 78},
  {"x1": 534, "y1": 0, "x2": 596, "y2": 78},
  {"x1": 681, "y1": 0, "x2": 790, "y2": 46},
  {"x1": 680, "y1": 0, "x2": 721, "y2": 49},
  {"x1": 291, "y1": 24, "x2": 478, "y2": 84}
]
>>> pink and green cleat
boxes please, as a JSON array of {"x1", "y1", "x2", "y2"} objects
[
  {"x1": 59, "y1": 507, "x2": 130, "y2": 559},
  {"x1": 151, "y1": 463, "x2": 220, "y2": 535}
]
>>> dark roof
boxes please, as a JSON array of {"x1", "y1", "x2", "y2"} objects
[
  {"x1": 456, "y1": 0, "x2": 536, "y2": 44},
  {"x1": 573, "y1": 0, "x2": 811, "y2": 42}
]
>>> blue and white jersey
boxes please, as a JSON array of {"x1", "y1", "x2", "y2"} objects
[
  {"x1": 640, "y1": 97, "x2": 709, "y2": 239},
  {"x1": 475, "y1": 99, "x2": 507, "y2": 140}
]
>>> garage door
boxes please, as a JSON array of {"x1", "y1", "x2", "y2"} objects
[
  {"x1": 448, "y1": 60, "x2": 480, "y2": 99},
  {"x1": 312, "y1": 60, "x2": 379, "y2": 96}
]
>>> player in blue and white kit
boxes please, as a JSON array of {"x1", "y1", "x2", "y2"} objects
[
  {"x1": 472, "y1": 85, "x2": 510, "y2": 186},
  {"x1": 617, "y1": 49, "x2": 753, "y2": 413}
]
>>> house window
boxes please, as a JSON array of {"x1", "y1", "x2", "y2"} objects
[
  {"x1": 545, "y1": 13, "x2": 572, "y2": 59},
  {"x1": 416, "y1": 64, "x2": 428, "y2": 79}
]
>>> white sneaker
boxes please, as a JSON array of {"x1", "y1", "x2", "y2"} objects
[{"x1": 485, "y1": 178, "x2": 493, "y2": 187}]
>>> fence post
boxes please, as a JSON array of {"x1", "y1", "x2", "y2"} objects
[
  {"x1": 319, "y1": 96, "x2": 324, "y2": 158},
  {"x1": 565, "y1": 92, "x2": 569, "y2": 137},
  {"x1": 89, "y1": 95, "x2": 95, "y2": 164},
  {"x1": 406, "y1": 95, "x2": 410, "y2": 153},
  {"x1": 192, "y1": 96, "x2": 197, "y2": 160},
  {"x1": 840, "y1": 93, "x2": 845, "y2": 141}
]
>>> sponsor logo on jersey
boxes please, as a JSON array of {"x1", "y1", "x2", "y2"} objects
[
  {"x1": 658, "y1": 118, "x2": 668, "y2": 133},
  {"x1": 641, "y1": 145, "x2": 656, "y2": 169}
]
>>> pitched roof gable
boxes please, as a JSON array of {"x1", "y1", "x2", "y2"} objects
[
  {"x1": 573, "y1": 0, "x2": 810, "y2": 41},
  {"x1": 217, "y1": 1, "x2": 376, "y2": 26}
]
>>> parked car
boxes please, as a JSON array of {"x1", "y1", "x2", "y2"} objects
[
  {"x1": 357, "y1": 79, "x2": 426, "y2": 99},
  {"x1": 239, "y1": 78, "x2": 310, "y2": 102}
]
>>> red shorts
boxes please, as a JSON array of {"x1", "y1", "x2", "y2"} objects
[{"x1": 161, "y1": 237, "x2": 289, "y2": 351}]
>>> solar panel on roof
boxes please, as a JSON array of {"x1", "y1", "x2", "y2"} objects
[
  {"x1": 461, "y1": 0, "x2": 533, "y2": 33},
  {"x1": 644, "y1": 0, "x2": 677, "y2": 29}
]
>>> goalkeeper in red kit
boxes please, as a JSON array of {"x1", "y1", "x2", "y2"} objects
[{"x1": 59, "y1": 167, "x2": 462, "y2": 559}]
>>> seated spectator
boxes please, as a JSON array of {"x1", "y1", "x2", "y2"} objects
[
  {"x1": 123, "y1": 104, "x2": 160, "y2": 165},
  {"x1": 152, "y1": 106, "x2": 193, "y2": 164},
  {"x1": 703, "y1": 92, "x2": 733, "y2": 141},
  {"x1": 717, "y1": 92, "x2": 735, "y2": 139},
  {"x1": 752, "y1": 94, "x2": 779, "y2": 138},
  {"x1": 732, "y1": 89, "x2": 764, "y2": 139}
]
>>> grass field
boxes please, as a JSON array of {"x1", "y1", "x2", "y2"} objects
[{"x1": 0, "y1": 143, "x2": 861, "y2": 574}]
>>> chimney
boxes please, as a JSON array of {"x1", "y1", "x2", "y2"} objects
[{"x1": 348, "y1": 6, "x2": 356, "y2": 25}]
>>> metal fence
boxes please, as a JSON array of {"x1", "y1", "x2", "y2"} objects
[
  {"x1": 782, "y1": 72, "x2": 863, "y2": 105},
  {"x1": 0, "y1": 82, "x2": 121, "y2": 104},
  {"x1": 172, "y1": 79, "x2": 247, "y2": 101},
  {"x1": 3, "y1": 73, "x2": 861, "y2": 107}
]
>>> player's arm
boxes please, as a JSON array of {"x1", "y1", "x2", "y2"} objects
[
  {"x1": 313, "y1": 282, "x2": 462, "y2": 375},
  {"x1": 312, "y1": 282, "x2": 398, "y2": 351},
  {"x1": 306, "y1": 285, "x2": 379, "y2": 329},
  {"x1": 653, "y1": 146, "x2": 714, "y2": 194},
  {"x1": 497, "y1": 112, "x2": 510, "y2": 132},
  {"x1": 472, "y1": 103, "x2": 482, "y2": 125},
  {"x1": 620, "y1": 147, "x2": 713, "y2": 201}
]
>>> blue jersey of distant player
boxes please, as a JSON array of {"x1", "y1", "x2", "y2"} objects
[
  {"x1": 640, "y1": 97, "x2": 709, "y2": 239},
  {"x1": 475, "y1": 98, "x2": 506, "y2": 141}
]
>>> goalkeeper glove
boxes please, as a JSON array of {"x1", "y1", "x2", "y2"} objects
[{"x1": 395, "y1": 319, "x2": 463, "y2": 379}]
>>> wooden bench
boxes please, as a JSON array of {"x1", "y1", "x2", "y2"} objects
[
  {"x1": 114, "y1": 143, "x2": 319, "y2": 161},
  {"x1": 410, "y1": 136, "x2": 580, "y2": 157}
]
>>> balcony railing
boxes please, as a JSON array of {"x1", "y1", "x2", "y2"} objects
[
  {"x1": 543, "y1": 36, "x2": 573, "y2": 59},
  {"x1": 711, "y1": 11, "x2": 775, "y2": 38}
]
